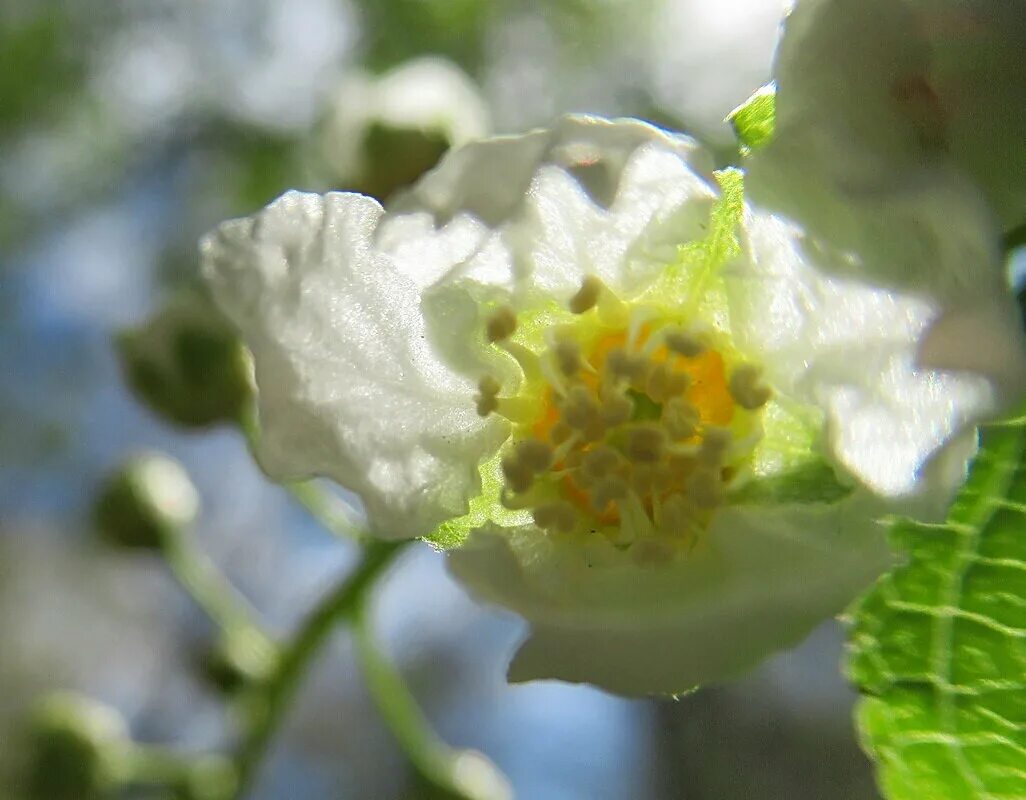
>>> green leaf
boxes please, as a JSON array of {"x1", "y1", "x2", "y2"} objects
[
  {"x1": 728, "y1": 85, "x2": 776, "y2": 154},
  {"x1": 845, "y1": 415, "x2": 1026, "y2": 800}
]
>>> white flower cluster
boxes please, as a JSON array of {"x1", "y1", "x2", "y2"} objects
[{"x1": 200, "y1": 1, "x2": 1026, "y2": 695}]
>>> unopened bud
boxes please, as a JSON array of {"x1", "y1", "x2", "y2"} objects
[
  {"x1": 117, "y1": 291, "x2": 253, "y2": 429},
  {"x1": 24, "y1": 693, "x2": 129, "y2": 800},
  {"x1": 93, "y1": 454, "x2": 199, "y2": 550}
]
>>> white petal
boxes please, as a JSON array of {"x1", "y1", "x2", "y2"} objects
[
  {"x1": 393, "y1": 114, "x2": 717, "y2": 302},
  {"x1": 201, "y1": 190, "x2": 505, "y2": 538},
  {"x1": 448, "y1": 497, "x2": 890, "y2": 695},
  {"x1": 729, "y1": 211, "x2": 1010, "y2": 498}
]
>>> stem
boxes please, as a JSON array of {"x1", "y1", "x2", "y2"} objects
[
  {"x1": 162, "y1": 531, "x2": 261, "y2": 636},
  {"x1": 284, "y1": 479, "x2": 366, "y2": 542},
  {"x1": 231, "y1": 539, "x2": 408, "y2": 799},
  {"x1": 351, "y1": 604, "x2": 479, "y2": 799}
]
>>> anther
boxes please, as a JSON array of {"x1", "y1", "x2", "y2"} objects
[
  {"x1": 658, "y1": 494, "x2": 690, "y2": 537},
  {"x1": 729, "y1": 363, "x2": 772, "y2": 410},
  {"x1": 486, "y1": 306, "x2": 518, "y2": 342},
  {"x1": 516, "y1": 439, "x2": 554, "y2": 473},
  {"x1": 478, "y1": 375, "x2": 501, "y2": 396},
  {"x1": 663, "y1": 397, "x2": 700, "y2": 440},
  {"x1": 607, "y1": 348, "x2": 645, "y2": 381},
  {"x1": 475, "y1": 375, "x2": 501, "y2": 417},
  {"x1": 646, "y1": 363, "x2": 690, "y2": 402},
  {"x1": 476, "y1": 394, "x2": 498, "y2": 417},
  {"x1": 554, "y1": 338, "x2": 582, "y2": 377},
  {"x1": 665, "y1": 329, "x2": 707, "y2": 358},
  {"x1": 590, "y1": 477, "x2": 628, "y2": 512},
  {"x1": 626, "y1": 425, "x2": 667, "y2": 464},
  {"x1": 699, "y1": 426, "x2": 732, "y2": 465},
  {"x1": 581, "y1": 445, "x2": 620, "y2": 480},
  {"x1": 600, "y1": 393, "x2": 632, "y2": 426},
  {"x1": 533, "y1": 502, "x2": 578, "y2": 534},
  {"x1": 501, "y1": 455, "x2": 534, "y2": 494},
  {"x1": 687, "y1": 468, "x2": 723, "y2": 508},
  {"x1": 562, "y1": 386, "x2": 601, "y2": 431},
  {"x1": 568, "y1": 276, "x2": 603, "y2": 314}
]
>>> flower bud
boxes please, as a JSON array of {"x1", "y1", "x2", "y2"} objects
[
  {"x1": 93, "y1": 453, "x2": 199, "y2": 550},
  {"x1": 201, "y1": 627, "x2": 279, "y2": 696},
  {"x1": 117, "y1": 290, "x2": 253, "y2": 429},
  {"x1": 314, "y1": 57, "x2": 489, "y2": 200},
  {"x1": 24, "y1": 693, "x2": 129, "y2": 800}
]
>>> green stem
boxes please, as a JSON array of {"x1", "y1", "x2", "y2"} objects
[
  {"x1": 284, "y1": 479, "x2": 366, "y2": 542},
  {"x1": 351, "y1": 602, "x2": 481, "y2": 800},
  {"x1": 162, "y1": 530, "x2": 261, "y2": 636},
  {"x1": 231, "y1": 539, "x2": 408, "y2": 799}
]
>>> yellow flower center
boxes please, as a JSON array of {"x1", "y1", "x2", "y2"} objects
[{"x1": 476, "y1": 277, "x2": 770, "y2": 561}]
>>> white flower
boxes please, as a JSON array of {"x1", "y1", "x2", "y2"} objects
[
  {"x1": 745, "y1": 0, "x2": 1026, "y2": 396},
  {"x1": 201, "y1": 115, "x2": 1021, "y2": 694}
]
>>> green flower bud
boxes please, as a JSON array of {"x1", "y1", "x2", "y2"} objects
[
  {"x1": 24, "y1": 693, "x2": 129, "y2": 800},
  {"x1": 315, "y1": 57, "x2": 489, "y2": 200},
  {"x1": 93, "y1": 454, "x2": 199, "y2": 550},
  {"x1": 117, "y1": 290, "x2": 253, "y2": 429},
  {"x1": 201, "y1": 627, "x2": 279, "y2": 696}
]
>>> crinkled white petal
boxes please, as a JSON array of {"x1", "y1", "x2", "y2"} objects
[
  {"x1": 729, "y1": 211, "x2": 1009, "y2": 498},
  {"x1": 201, "y1": 190, "x2": 505, "y2": 538},
  {"x1": 393, "y1": 114, "x2": 718, "y2": 303},
  {"x1": 448, "y1": 496, "x2": 891, "y2": 696}
]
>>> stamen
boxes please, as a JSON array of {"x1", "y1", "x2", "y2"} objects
[
  {"x1": 665, "y1": 329, "x2": 707, "y2": 358},
  {"x1": 476, "y1": 394, "x2": 498, "y2": 417},
  {"x1": 658, "y1": 494, "x2": 690, "y2": 538},
  {"x1": 533, "y1": 502, "x2": 577, "y2": 533},
  {"x1": 687, "y1": 468, "x2": 722, "y2": 508},
  {"x1": 590, "y1": 477, "x2": 628, "y2": 512},
  {"x1": 478, "y1": 375, "x2": 501, "y2": 395},
  {"x1": 501, "y1": 455, "x2": 534, "y2": 494},
  {"x1": 729, "y1": 363, "x2": 772, "y2": 410},
  {"x1": 486, "y1": 306, "x2": 518, "y2": 342},
  {"x1": 515, "y1": 439, "x2": 554, "y2": 473},
  {"x1": 607, "y1": 348, "x2": 645, "y2": 381},
  {"x1": 568, "y1": 275, "x2": 603, "y2": 314},
  {"x1": 662, "y1": 397, "x2": 700, "y2": 440},
  {"x1": 581, "y1": 445, "x2": 621, "y2": 480},
  {"x1": 554, "y1": 338, "x2": 583, "y2": 377},
  {"x1": 600, "y1": 392, "x2": 632, "y2": 426},
  {"x1": 699, "y1": 426, "x2": 732, "y2": 465},
  {"x1": 475, "y1": 375, "x2": 501, "y2": 417},
  {"x1": 626, "y1": 425, "x2": 667, "y2": 464}
]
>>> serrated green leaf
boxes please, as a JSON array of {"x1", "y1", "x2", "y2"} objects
[
  {"x1": 845, "y1": 416, "x2": 1026, "y2": 800},
  {"x1": 728, "y1": 85, "x2": 776, "y2": 154}
]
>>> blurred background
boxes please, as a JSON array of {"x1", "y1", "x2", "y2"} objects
[{"x1": 0, "y1": 0, "x2": 880, "y2": 797}]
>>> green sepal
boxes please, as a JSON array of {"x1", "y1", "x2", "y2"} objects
[
  {"x1": 424, "y1": 452, "x2": 531, "y2": 550},
  {"x1": 731, "y1": 458, "x2": 853, "y2": 506},
  {"x1": 728, "y1": 85, "x2": 776, "y2": 154}
]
